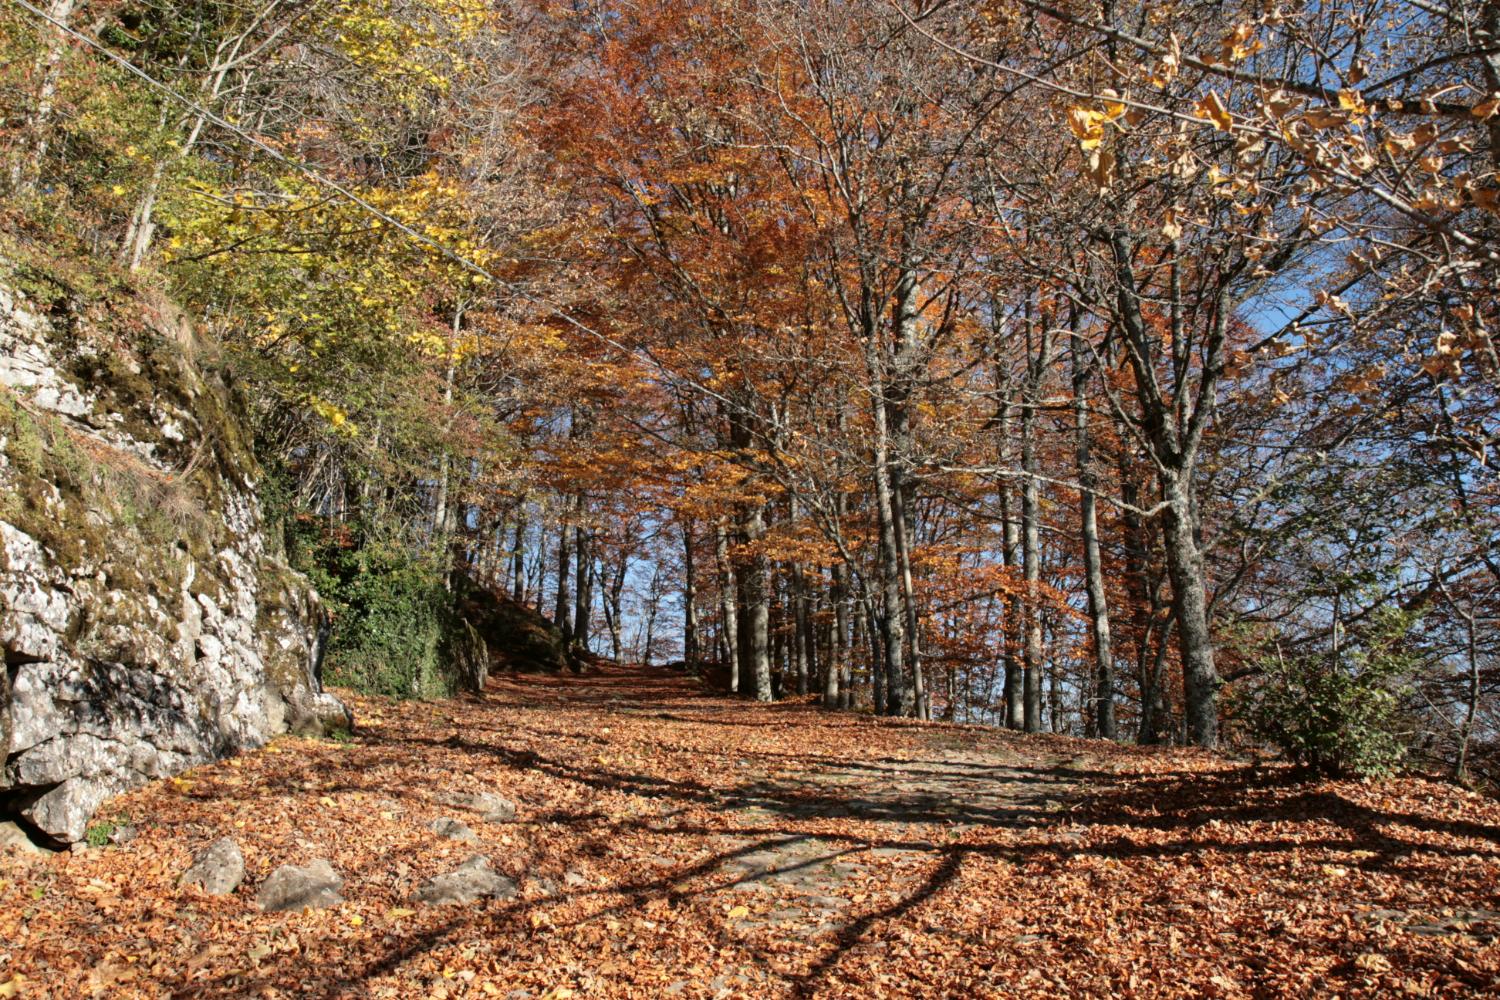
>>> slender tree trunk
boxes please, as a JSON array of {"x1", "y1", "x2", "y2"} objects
[
  {"x1": 1047, "y1": 613, "x2": 1065, "y2": 732},
  {"x1": 606, "y1": 551, "x2": 628, "y2": 662},
  {"x1": 573, "y1": 519, "x2": 592, "y2": 655},
  {"x1": 825, "y1": 562, "x2": 847, "y2": 708},
  {"x1": 999, "y1": 403, "x2": 1024, "y2": 729},
  {"x1": 892, "y1": 484, "x2": 928, "y2": 719},
  {"x1": 1140, "y1": 617, "x2": 1174, "y2": 745},
  {"x1": 1020, "y1": 382, "x2": 1044, "y2": 734},
  {"x1": 511, "y1": 518, "x2": 526, "y2": 603},
  {"x1": 1160, "y1": 479, "x2": 1219, "y2": 747},
  {"x1": 715, "y1": 523, "x2": 740, "y2": 693},
  {"x1": 1072, "y1": 330, "x2": 1117, "y2": 739},
  {"x1": 871, "y1": 406, "x2": 910, "y2": 716},
  {"x1": 9, "y1": 0, "x2": 76, "y2": 194},
  {"x1": 1456, "y1": 605, "x2": 1481, "y2": 782},
  {"x1": 529, "y1": 530, "x2": 550, "y2": 609},
  {"x1": 641, "y1": 566, "x2": 663, "y2": 667},
  {"x1": 683, "y1": 516, "x2": 699, "y2": 670},
  {"x1": 801, "y1": 569, "x2": 819, "y2": 698},
  {"x1": 554, "y1": 514, "x2": 573, "y2": 647},
  {"x1": 790, "y1": 550, "x2": 811, "y2": 696},
  {"x1": 745, "y1": 504, "x2": 773, "y2": 701},
  {"x1": 865, "y1": 601, "x2": 885, "y2": 714},
  {"x1": 432, "y1": 304, "x2": 463, "y2": 558}
]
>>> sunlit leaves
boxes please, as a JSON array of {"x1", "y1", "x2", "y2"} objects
[{"x1": 1195, "y1": 91, "x2": 1233, "y2": 132}]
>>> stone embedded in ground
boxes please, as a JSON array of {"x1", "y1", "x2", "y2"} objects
[
  {"x1": 415, "y1": 854, "x2": 518, "y2": 906},
  {"x1": 181, "y1": 837, "x2": 245, "y2": 895},
  {"x1": 430, "y1": 817, "x2": 477, "y2": 841},
  {"x1": 256, "y1": 859, "x2": 344, "y2": 911},
  {"x1": 437, "y1": 790, "x2": 517, "y2": 823}
]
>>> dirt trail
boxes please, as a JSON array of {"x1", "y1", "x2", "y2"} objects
[{"x1": 2, "y1": 664, "x2": 1498, "y2": 999}]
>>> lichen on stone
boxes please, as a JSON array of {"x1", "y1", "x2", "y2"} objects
[{"x1": 0, "y1": 252, "x2": 347, "y2": 845}]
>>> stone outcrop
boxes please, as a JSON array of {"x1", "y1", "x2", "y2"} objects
[
  {"x1": 436, "y1": 789, "x2": 518, "y2": 823},
  {"x1": 0, "y1": 262, "x2": 348, "y2": 845},
  {"x1": 430, "y1": 817, "x2": 477, "y2": 842},
  {"x1": 414, "y1": 855, "x2": 517, "y2": 906},
  {"x1": 257, "y1": 859, "x2": 344, "y2": 912},
  {"x1": 451, "y1": 571, "x2": 568, "y2": 674},
  {"x1": 181, "y1": 836, "x2": 246, "y2": 895}
]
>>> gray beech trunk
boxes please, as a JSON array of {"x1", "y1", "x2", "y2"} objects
[
  {"x1": 573, "y1": 520, "x2": 592, "y2": 654},
  {"x1": 715, "y1": 523, "x2": 740, "y2": 693},
  {"x1": 745, "y1": 504, "x2": 773, "y2": 701},
  {"x1": 554, "y1": 515, "x2": 573, "y2": 647},
  {"x1": 826, "y1": 562, "x2": 847, "y2": 707},
  {"x1": 683, "y1": 517, "x2": 699, "y2": 670},
  {"x1": 1072, "y1": 330, "x2": 1117, "y2": 739},
  {"x1": 998, "y1": 394, "x2": 1024, "y2": 729}
]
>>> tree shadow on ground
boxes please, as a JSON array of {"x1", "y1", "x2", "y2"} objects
[{"x1": 157, "y1": 664, "x2": 1500, "y2": 998}]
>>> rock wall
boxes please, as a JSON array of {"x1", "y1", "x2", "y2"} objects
[{"x1": 0, "y1": 261, "x2": 348, "y2": 845}]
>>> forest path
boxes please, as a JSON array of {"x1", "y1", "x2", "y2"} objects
[
  {"x1": 3, "y1": 663, "x2": 1499, "y2": 998},
  {"x1": 591, "y1": 669, "x2": 1094, "y2": 948}
]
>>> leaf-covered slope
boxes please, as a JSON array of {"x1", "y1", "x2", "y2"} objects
[{"x1": 1, "y1": 665, "x2": 1496, "y2": 997}]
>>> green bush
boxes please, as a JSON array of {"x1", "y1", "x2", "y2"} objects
[
  {"x1": 286, "y1": 517, "x2": 461, "y2": 700},
  {"x1": 1242, "y1": 607, "x2": 1418, "y2": 778}
]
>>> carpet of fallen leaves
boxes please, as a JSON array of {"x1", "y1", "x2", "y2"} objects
[{"x1": 2, "y1": 664, "x2": 1499, "y2": 999}]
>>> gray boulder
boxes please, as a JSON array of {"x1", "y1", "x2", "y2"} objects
[
  {"x1": 181, "y1": 837, "x2": 245, "y2": 895},
  {"x1": 430, "y1": 817, "x2": 477, "y2": 842},
  {"x1": 437, "y1": 790, "x2": 517, "y2": 823},
  {"x1": 415, "y1": 855, "x2": 517, "y2": 906},
  {"x1": 257, "y1": 859, "x2": 344, "y2": 912}
]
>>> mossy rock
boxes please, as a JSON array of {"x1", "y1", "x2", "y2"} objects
[{"x1": 451, "y1": 572, "x2": 568, "y2": 674}]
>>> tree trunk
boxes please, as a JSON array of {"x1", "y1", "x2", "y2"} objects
[
  {"x1": 1072, "y1": 330, "x2": 1117, "y2": 739},
  {"x1": 554, "y1": 515, "x2": 573, "y2": 647},
  {"x1": 999, "y1": 400, "x2": 1024, "y2": 729},
  {"x1": 510, "y1": 518, "x2": 526, "y2": 603},
  {"x1": 791, "y1": 560, "x2": 810, "y2": 696},
  {"x1": 573, "y1": 520, "x2": 592, "y2": 655},
  {"x1": 1140, "y1": 617, "x2": 1174, "y2": 745},
  {"x1": 431, "y1": 304, "x2": 463, "y2": 557},
  {"x1": 892, "y1": 483, "x2": 928, "y2": 719},
  {"x1": 825, "y1": 562, "x2": 847, "y2": 708},
  {"x1": 745, "y1": 504, "x2": 773, "y2": 701},
  {"x1": 1160, "y1": 480, "x2": 1219, "y2": 747},
  {"x1": 1020, "y1": 380, "x2": 1044, "y2": 734},
  {"x1": 606, "y1": 551, "x2": 628, "y2": 662},
  {"x1": 683, "y1": 516, "x2": 699, "y2": 671},
  {"x1": 871, "y1": 407, "x2": 910, "y2": 716},
  {"x1": 9, "y1": 0, "x2": 76, "y2": 194},
  {"x1": 715, "y1": 523, "x2": 740, "y2": 693}
]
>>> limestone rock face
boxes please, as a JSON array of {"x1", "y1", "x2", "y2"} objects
[{"x1": 0, "y1": 268, "x2": 347, "y2": 845}]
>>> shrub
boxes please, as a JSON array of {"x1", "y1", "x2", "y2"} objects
[
  {"x1": 1242, "y1": 607, "x2": 1418, "y2": 778},
  {"x1": 286, "y1": 517, "x2": 460, "y2": 700}
]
